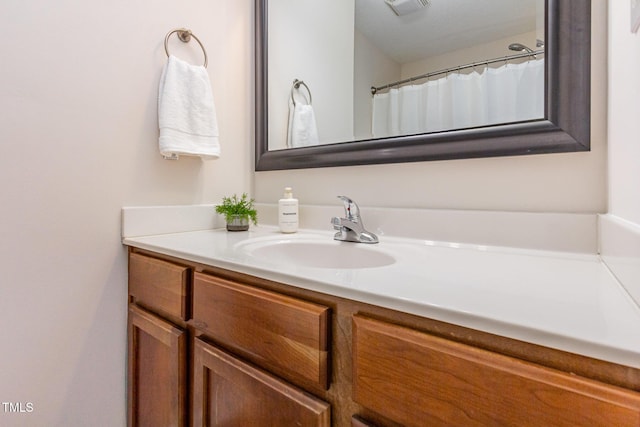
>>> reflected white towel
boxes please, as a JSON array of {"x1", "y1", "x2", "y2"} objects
[
  {"x1": 158, "y1": 55, "x2": 220, "y2": 160},
  {"x1": 287, "y1": 99, "x2": 319, "y2": 148}
]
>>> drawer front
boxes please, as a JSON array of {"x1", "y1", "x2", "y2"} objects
[
  {"x1": 192, "y1": 338, "x2": 330, "y2": 426},
  {"x1": 353, "y1": 315, "x2": 640, "y2": 427},
  {"x1": 192, "y1": 272, "x2": 330, "y2": 390},
  {"x1": 129, "y1": 252, "x2": 190, "y2": 320}
]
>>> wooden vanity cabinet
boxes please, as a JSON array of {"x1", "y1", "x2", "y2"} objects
[
  {"x1": 128, "y1": 250, "x2": 332, "y2": 426},
  {"x1": 128, "y1": 305, "x2": 187, "y2": 427},
  {"x1": 191, "y1": 271, "x2": 330, "y2": 392},
  {"x1": 127, "y1": 248, "x2": 640, "y2": 427},
  {"x1": 353, "y1": 315, "x2": 640, "y2": 427},
  {"x1": 191, "y1": 271, "x2": 332, "y2": 426},
  {"x1": 127, "y1": 252, "x2": 191, "y2": 427},
  {"x1": 192, "y1": 337, "x2": 330, "y2": 426},
  {"x1": 351, "y1": 416, "x2": 377, "y2": 427}
]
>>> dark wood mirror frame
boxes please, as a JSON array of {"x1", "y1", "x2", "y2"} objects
[{"x1": 255, "y1": 0, "x2": 590, "y2": 171}]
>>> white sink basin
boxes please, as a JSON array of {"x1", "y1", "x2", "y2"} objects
[{"x1": 235, "y1": 235, "x2": 396, "y2": 269}]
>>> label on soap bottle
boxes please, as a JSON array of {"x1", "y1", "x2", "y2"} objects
[
  {"x1": 278, "y1": 200, "x2": 298, "y2": 233},
  {"x1": 279, "y1": 187, "x2": 298, "y2": 233}
]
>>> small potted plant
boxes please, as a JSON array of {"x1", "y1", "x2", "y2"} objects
[{"x1": 215, "y1": 193, "x2": 258, "y2": 231}]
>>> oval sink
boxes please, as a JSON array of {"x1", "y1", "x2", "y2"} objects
[{"x1": 237, "y1": 237, "x2": 396, "y2": 269}]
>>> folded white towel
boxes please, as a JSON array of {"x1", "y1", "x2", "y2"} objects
[
  {"x1": 287, "y1": 98, "x2": 319, "y2": 148},
  {"x1": 158, "y1": 55, "x2": 220, "y2": 160}
]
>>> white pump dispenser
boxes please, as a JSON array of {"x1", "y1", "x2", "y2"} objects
[{"x1": 278, "y1": 187, "x2": 299, "y2": 233}]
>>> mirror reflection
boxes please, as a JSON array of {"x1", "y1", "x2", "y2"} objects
[{"x1": 268, "y1": 0, "x2": 545, "y2": 151}]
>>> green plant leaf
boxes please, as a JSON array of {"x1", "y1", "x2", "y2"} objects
[{"x1": 215, "y1": 193, "x2": 258, "y2": 225}]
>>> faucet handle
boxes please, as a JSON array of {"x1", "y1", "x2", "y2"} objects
[
  {"x1": 337, "y1": 195, "x2": 360, "y2": 221},
  {"x1": 330, "y1": 216, "x2": 342, "y2": 230}
]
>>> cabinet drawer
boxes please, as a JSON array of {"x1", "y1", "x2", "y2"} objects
[
  {"x1": 353, "y1": 315, "x2": 640, "y2": 427},
  {"x1": 129, "y1": 252, "x2": 190, "y2": 320},
  {"x1": 193, "y1": 338, "x2": 330, "y2": 426},
  {"x1": 192, "y1": 272, "x2": 330, "y2": 390}
]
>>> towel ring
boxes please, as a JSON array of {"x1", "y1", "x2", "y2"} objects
[
  {"x1": 164, "y1": 28, "x2": 208, "y2": 68},
  {"x1": 291, "y1": 79, "x2": 312, "y2": 106}
]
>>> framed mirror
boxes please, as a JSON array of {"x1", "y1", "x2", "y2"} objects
[{"x1": 255, "y1": 0, "x2": 590, "y2": 171}]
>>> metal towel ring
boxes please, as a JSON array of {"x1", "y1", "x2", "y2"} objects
[
  {"x1": 291, "y1": 79, "x2": 312, "y2": 106},
  {"x1": 164, "y1": 28, "x2": 208, "y2": 68}
]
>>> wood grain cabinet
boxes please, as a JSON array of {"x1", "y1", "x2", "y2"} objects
[
  {"x1": 192, "y1": 272, "x2": 330, "y2": 392},
  {"x1": 128, "y1": 305, "x2": 187, "y2": 427},
  {"x1": 192, "y1": 337, "x2": 330, "y2": 426},
  {"x1": 191, "y1": 271, "x2": 332, "y2": 425},
  {"x1": 353, "y1": 315, "x2": 640, "y2": 427},
  {"x1": 127, "y1": 248, "x2": 640, "y2": 427},
  {"x1": 129, "y1": 252, "x2": 190, "y2": 323},
  {"x1": 127, "y1": 252, "x2": 191, "y2": 427},
  {"x1": 351, "y1": 416, "x2": 378, "y2": 427},
  {"x1": 127, "y1": 250, "x2": 331, "y2": 426}
]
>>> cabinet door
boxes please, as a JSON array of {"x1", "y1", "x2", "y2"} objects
[
  {"x1": 353, "y1": 315, "x2": 640, "y2": 427},
  {"x1": 192, "y1": 338, "x2": 330, "y2": 427},
  {"x1": 128, "y1": 304, "x2": 187, "y2": 427}
]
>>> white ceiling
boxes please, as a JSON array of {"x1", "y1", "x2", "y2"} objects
[{"x1": 355, "y1": 0, "x2": 540, "y2": 63}]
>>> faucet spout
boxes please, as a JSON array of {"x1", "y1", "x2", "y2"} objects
[{"x1": 331, "y1": 196, "x2": 378, "y2": 244}]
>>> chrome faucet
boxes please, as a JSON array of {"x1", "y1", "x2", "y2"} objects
[{"x1": 331, "y1": 196, "x2": 379, "y2": 244}]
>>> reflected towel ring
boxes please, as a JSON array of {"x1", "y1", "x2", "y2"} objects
[
  {"x1": 164, "y1": 28, "x2": 208, "y2": 68},
  {"x1": 291, "y1": 79, "x2": 312, "y2": 106}
]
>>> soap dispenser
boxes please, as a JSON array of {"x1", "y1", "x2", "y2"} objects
[{"x1": 278, "y1": 187, "x2": 298, "y2": 233}]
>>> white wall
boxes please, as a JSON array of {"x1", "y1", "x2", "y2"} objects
[
  {"x1": 401, "y1": 30, "x2": 538, "y2": 79},
  {"x1": 0, "y1": 1, "x2": 252, "y2": 425},
  {"x1": 254, "y1": 0, "x2": 608, "y2": 214},
  {"x1": 353, "y1": 29, "x2": 400, "y2": 140},
  {"x1": 268, "y1": 0, "x2": 354, "y2": 149},
  {"x1": 608, "y1": 1, "x2": 640, "y2": 226}
]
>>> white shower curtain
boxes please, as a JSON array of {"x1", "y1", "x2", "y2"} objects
[{"x1": 372, "y1": 58, "x2": 544, "y2": 138}]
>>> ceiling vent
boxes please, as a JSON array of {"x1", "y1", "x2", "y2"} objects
[{"x1": 384, "y1": 0, "x2": 431, "y2": 16}]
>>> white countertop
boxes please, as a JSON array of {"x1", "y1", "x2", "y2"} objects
[{"x1": 123, "y1": 225, "x2": 640, "y2": 369}]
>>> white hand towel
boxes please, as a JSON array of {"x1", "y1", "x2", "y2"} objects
[
  {"x1": 158, "y1": 55, "x2": 220, "y2": 160},
  {"x1": 287, "y1": 98, "x2": 319, "y2": 148}
]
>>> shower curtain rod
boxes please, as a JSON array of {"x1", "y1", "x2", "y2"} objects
[{"x1": 371, "y1": 49, "x2": 544, "y2": 95}]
